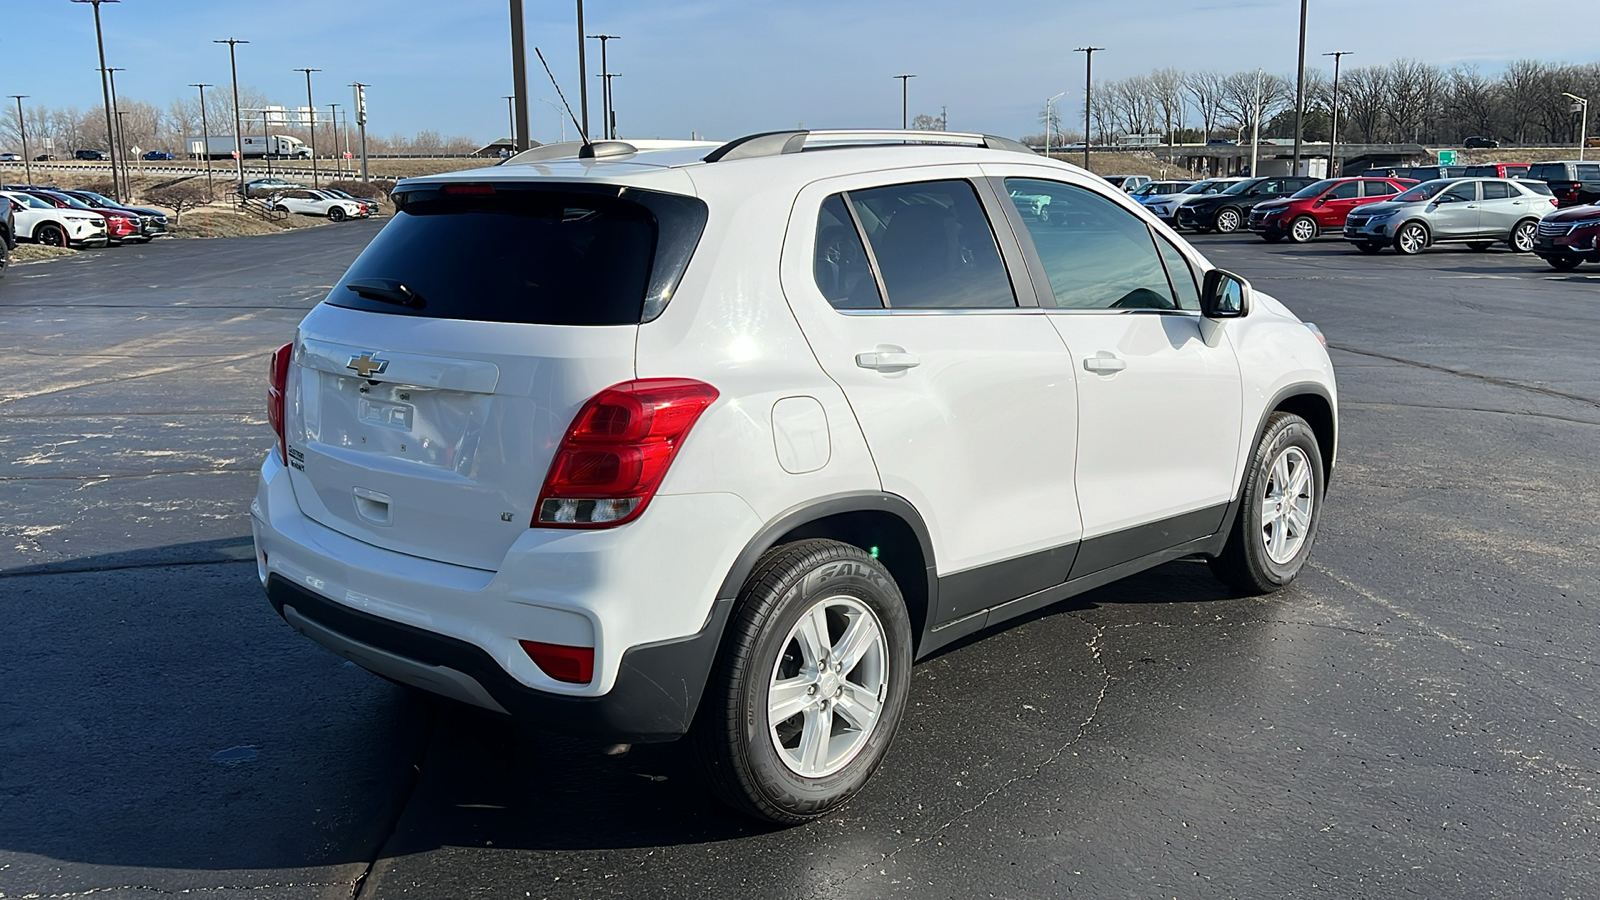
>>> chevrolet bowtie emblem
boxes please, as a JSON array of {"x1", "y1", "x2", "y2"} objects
[{"x1": 347, "y1": 353, "x2": 390, "y2": 378}]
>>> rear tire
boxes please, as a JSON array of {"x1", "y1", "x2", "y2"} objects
[
  {"x1": 0, "y1": 240, "x2": 9, "y2": 278},
  {"x1": 1547, "y1": 255, "x2": 1584, "y2": 270},
  {"x1": 1209, "y1": 412, "x2": 1325, "y2": 595},
  {"x1": 1467, "y1": 241, "x2": 1493, "y2": 251},
  {"x1": 694, "y1": 539, "x2": 913, "y2": 825},
  {"x1": 1509, "y1": 219, "x2": 1537, "y2": 253}
]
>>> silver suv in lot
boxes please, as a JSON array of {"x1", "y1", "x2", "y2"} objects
[
  {"x1": 253, "y1": 129, "x2": 1337, "y2": 824},
  {"x1": 1343, "y1": 177, "x2": 1557, "y2": 254}
]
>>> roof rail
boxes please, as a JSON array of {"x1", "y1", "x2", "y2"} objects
[{"x1": 703, "y1": 129, "x2": 1035, "y2": 163}]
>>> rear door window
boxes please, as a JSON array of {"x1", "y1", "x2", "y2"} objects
[
  {"x1": 847, "y1": 180, "x2": 1015, "y2": 309},
  {"x1": 330, "y1": 185, "x2": 707, "y2": 325},
  {"x1": 1482, "y1": 181, "x2": 1512, "y2": 200},
  {"x1": 1578, "y1": 164, "x2": 1600, "y2": 181},
  {"x1": 1363, "y1": 180, "x2": 1399, "y2": 197}
]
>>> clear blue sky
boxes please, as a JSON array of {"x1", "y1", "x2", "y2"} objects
[{"x1": 4, "y1": 0, "x2": 1598, "y2": 143}]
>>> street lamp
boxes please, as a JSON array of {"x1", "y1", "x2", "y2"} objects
[
  {"x1": 72, "y1": 0, "x2": 121, "y2": 200},
  {"x1": 294, "y1": 68, "x2": 321, "y2": 187},
  {"x1": 190, "y1": 84, "x2": 215, "y2": 196},
  {"x1": 1044, "y1": 91, "x2": 1065, "y2": 157},
  {"x1": 215, "y1": 39, "x2": 250, "y2": 197},
  {"x1": 503, "y1": 95, "x2": 516, "y2": 146},
  {"x1": 100, "y1": 67, "x2": 126, "y2": 187},
  {"x1": 8, "y1": 95, "x2": 30, "y2": 185},
  {"x1": 1074, "y1": 47, "x2": 1103, "y2": 169},
  {"x1": 1563, "y1": 92, "x2": 1590, "y2": 162},
  {"x1": 894, "y1": 74, "x2": 916, "y2": 129},
  {"x1": 1290, "y1": 0, "x2": 1308, "y2": 173},
  {"x1": 329, "y1": 103, "x2": 342, "y2": 177},
  {"x1": 587, "y1": 34, "x2": 619, "y2": 139},
  {"x1": 540, "y1": 98, "x2": 567, "y2": 142},
  {"x1": 350, "y1": 82, "x2": 370, "y2": 183},
  {"x1": 1323, "y1": 51, "x2": 1351, "y2": 176}
]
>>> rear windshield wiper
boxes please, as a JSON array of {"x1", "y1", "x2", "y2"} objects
[{"x1": 345, "y1": 278, "x2": 426, "y2": 310}]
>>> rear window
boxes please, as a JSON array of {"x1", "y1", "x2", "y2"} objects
[
  {"x1": 1527, "y1": 164, "x2": 1569, "y2": 182},
  {"x1": 329, "y1": 184, "x2": 708, "y2": 325},
  {"x1": 1521, "y1": 180, "x2": 1555, "y2": 196}
]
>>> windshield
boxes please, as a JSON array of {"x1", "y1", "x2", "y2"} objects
[
  {"x1": 1291, "y1": 179, "x2": 1339, "y2": 200},
  {"x1": 1221, "y1": 179, "x2": 1262, "y2": 195},
  {"x1": 6, "y1": 193, "x2": 54, "y2": 209},
  {"x1": 43, "y1": 193, "x2": 94, "y2": 209},
  {"x1": 1181, "y1": 181, "x2": 1217, "y2": 195},
  {"x1": 1394, "y1": 181, "x2": 1451, "y2": 202},
  {"x1": 76, "y1": 191, "x2": 122, "y2": 207}
]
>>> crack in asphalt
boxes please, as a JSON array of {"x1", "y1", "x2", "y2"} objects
[
  {"x1": 1341, "y1": 400, "x2": 1600, "y2": 427},
  {"x1": 1327, "y1": 343, "x2": 1600, "y2": 409},
  {"x1": 0, "y1": 557, "x2": 253, "y2": 579},
  {"x1": 819, "y1": 619, "x2": 1112, "y2": 898},
  {"x1": 0, "y1": 351, "x2": 268, "y2": 407},
  {"x1": 0, "y1": 466, "x2": 258, "y2": 482},
  {"x1": 7, "y1": 880, "x2": 360, "y2": 898},
  {"x1": 352, "y1": 704, "x2": 439, "y2": 900}
]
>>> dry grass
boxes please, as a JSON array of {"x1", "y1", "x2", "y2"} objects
[
  {"x1": 10, "y1": 245, "x2": 79, "y2": 263},
  {"x1": 169, "y1": 207, "x2": 328, "y2": 239}
]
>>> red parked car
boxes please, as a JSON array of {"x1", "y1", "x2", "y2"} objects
[
  {"x1": 21, "y1": 189, "x2": 141, "y2": 245},
  {"x1": 1248, "y1": 176, "x2": 1418, "y2": 243},
  {"x1": 1531, "y1": 203, "x2": 1600, "y2": 270}
]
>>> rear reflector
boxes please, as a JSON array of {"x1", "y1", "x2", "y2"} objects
[
  {"x1": 267, "y1": 343, "x2": 293, "y2": 462},
  {"x1": 520, "y1": 640, "x2": 594, "y2": 684},
  {"x1": 535, "y1": 378, "x2": 719, "y2": 528}
]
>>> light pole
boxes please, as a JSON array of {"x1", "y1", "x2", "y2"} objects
[
  {"x1": 1323, "y1": 51, "x2": 1350, "y2": 176},
  {"x1": 587, "y1": 35, "x2": 619, "y2": 139},
  {"x1": 1564, "y1": 92, "x2": 1590, "y2": 161},
  {"x1": 1250, "y1": 69, "x2": 1263, "y2": 178},
  {"x1": 504, "y1": 95, "x2": 516, "y2": 145},
  {"x1": 575, "y1": 0, "x2": 589, "y2": 139},
  {"x1": 508, "y1": 0, "x2": 531, "y2": 151},
  {"x1": 102, "y1": 67, "x2": 126, "y2": 187},
  {"x1": 294, "y1": 68, "x2": 321, "y2": 187},
  {"x1": 1045, "y1": 91, "x2": 1065, "y2": 157},
  {"x1": 894, "y1": 74, "x2": 916, "y2": 129},
  {"x1": 73, "y1": 0, "x2": 121, "y2": 201},
  {"x1": 1075, "y1": 47, "x2": 1102, "y2": 169},
  {"x1": 350, "y1": 82, "x2": 369, "y2": 183},
  {"x1": 329, "y1": 104, "x2": 342, "y2": 176},
  {"x1": 216, "y1": 39, "x2": 249, "y2": 196},
  {"x1": 1290, "y1": 0, "x2": 1309, "y2": 173},
  {"x1": 9, "y1": 96, "x2": 30, "y2": 185},
  {"x1": 540, "y1": 98, "x2": 567, "y2": 142},
  {"x1": 190, "y1": 83, "x2": 215, "y2": 196}
]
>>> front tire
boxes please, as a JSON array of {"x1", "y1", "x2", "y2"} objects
[
  {"x1": 694, "y1": 539, "x2": 913, "y2": 825},
  {"x1": 1288, "y1": 216, "x2": 1318, "y2": 243},
  {"x1": 36, "y1": 223, "x2": 67, "y2": 247},
  {"x1": 1547, "y1": 255, "x2": 1583, "y2": 270},
  {"x1": 1394, "y1": 222, "x2": 1428, "y2": 255},
  {"x1": 1215, "y1": 207, "x2": 1243, "y2": 233},
  {"x1": 1209, "y1": 412, "x2": 1324, "y2": 595},
  {"x1": 328, "y1": 206, "x2": 347, "y2": 223},
  {"x1": 1355, "y1": 241, "x2": 1384, "y2": 254}
]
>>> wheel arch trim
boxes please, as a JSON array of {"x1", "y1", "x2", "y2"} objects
[{"x1": 1251, "y1": 382, "x2": 1338, "y2": 491}]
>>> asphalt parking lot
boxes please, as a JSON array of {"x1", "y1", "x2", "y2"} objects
[{"x1": 2, "y1": 225, "x2": 1597, "y2": 899}]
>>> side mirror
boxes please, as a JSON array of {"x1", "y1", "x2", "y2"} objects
[
  {"x1": 1313, "y1": 197, "x2": 1328, "y2": 206},
  {"x1": 1201, "y1": 269, "x2": 1251, "y2": 319}
]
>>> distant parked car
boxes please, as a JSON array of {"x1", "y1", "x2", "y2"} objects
[
  {"x1": 1395, "y1": 165, "x2": 1469, "y2": 182},
  {"x1": 266, "y1": 188, "x2": 365, "y2": 222},
  {"x1": 20, "y1": 189, "x2": 141, "y2": 245},
  {"x1": 1102, "y1": 174, "x2": 1152, "y2": 192},
  {"x1": 141, "y1": 150, "x2": 175, "y2": 161},
  {"x1": 320, "y1": 188, "x2": 380, "y2": 216},
  {"x1": 0, "y1": 190, "x2": 110, "y2": 248},
  {"x1": 33, "y1": 154, "x2": 56, "y2": 162},
  {"x1": 1128, "y1": 180, "x2": 1194, "y2": 200},
  {"x1": 1145, "y1": 177, "x2": 1248, "y2": 224},
  {"x1": 1523, "y1": 161, "x2": 1600, "y2": 207},
  {"x1": 74, "y1": 149, "x2": 109, "y2": 161},
  {"x1": 60, "y1": 190, "x2": 169, "y2": 240},
  {"x1": 1342, "y1": 177, "x2": 1557, "y2": 255},
  {"x1": 237, "y1": 177, "x2": 306, "y2": 198},
  {"x1": 1464, "y1": 163, "x2": 1531, "y2": 179},
  {"x1": 1249, "y1": 176, "x2": 1418, "y2": 243},
  {"x1": 1531, "y1": 202, "x2": 1600, "y2": 269},
  {"x1": 0, "y1": 152, "x2": 21, "y2": 162},
  {"x1": 1462, "y1": 136, "x2": 1500, "y2": 149},
  {"x1": 1176, "y1": 176, "x2": 1320, "y2": 233}
]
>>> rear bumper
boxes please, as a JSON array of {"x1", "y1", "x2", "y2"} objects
[{"x1": 250, "y1": 452, "x2": 759, "y2": 741}]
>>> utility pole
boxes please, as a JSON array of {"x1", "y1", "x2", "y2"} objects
[
  {"x1": 509, "y1": 0, "x2": 531, "y2": 151},
  {"x1": 104, "y1": 68, "x2": 127, "y2": 189},
  {"x1": 1290, "y1": 0, "x2": 1309, "y2": 174},
  {"x1": 587, "y1": 35, "x2": 619, "y2": 139},
  {"x1": 294, "y1": 68, "x2": 321, "y2": 188},
  {"x1": 1323, "y1": 51, "x2": 1350, "y2": 176},
  {"x1": 329, "y1": 104, "x2": 342, "y2": 177},
  {"x1": 576, "y1": 0, "x2": 589, "y2": 139},
  {"x1": 1075, "y1": 47, "x2": 1103, "y2": 170},
  {"x1": 1045, "y1": 91, "x2": 1065, "y2": 157},
  {"x1": 73, "y1": 0, "x2": 121, "y2": 201},
  {"x1": 9, "y1": 96, "x2": 31, "y2": 185},
  {"x1": 351, "y1": 82, "x2": 369, "y2": 182},
  {"x1": 541, "y1": 98, "x2": 567, "y2": 142},
  {"x1": 894, "y1": 74, "x2": 916, "y2": 129},
  {"x1": 1250, "y1": 69, "x2": 1263, "y2": 178},
  {"x1": 941, "y1": 104, "x2": 947, "y2": 131},
  {"x1": 116, "y1": 109, "x2": 131, "y2": 187},
  {"x1": 190, "y1": 84, "x2": 214, "y2": 195},
  {"x1": 216, "y1": 39, "x2": 250, "y2": 197},
  {"x1": 504, "y1": 95, "x2": 515, "y2": 145}
]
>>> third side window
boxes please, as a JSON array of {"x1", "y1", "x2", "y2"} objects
[{"x1": 1003, "y1": 177, "x2": 1177, "y2": 310}]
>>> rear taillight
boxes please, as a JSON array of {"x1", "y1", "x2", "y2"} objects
[
  {"x1": 535, "y1": 378, "x2": 719, "y2": 528},
  {"x1": 267, "y1": 343, "x2": 293, "y2": 462},
  {"x1": 520, "y1": 640, "x2": 594, "y2": 684}
]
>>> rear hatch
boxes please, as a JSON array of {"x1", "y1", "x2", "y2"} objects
[{"x1": 284, "y1": 179, "x2": 708, "y2": 571}]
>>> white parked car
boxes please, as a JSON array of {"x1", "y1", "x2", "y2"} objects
[
  {"x1": 252, "y1": 131, "x2": 1337, "y2": 825},
  {"x1": 1145, "y1": 176, "x2": 1250, "y2": 224},
  {"x1": 0, "y1": 152, "x2": 23, "y2": 162},
  {"x1": 0, "y1": 190, "x2": 109, "y2": 248},
  {"x1": 266, "y1": 188, "x2": 366, "y2": 222}
]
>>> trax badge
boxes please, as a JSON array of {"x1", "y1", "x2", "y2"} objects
[{"x1": 347, "y1": 352, "x2": 389, "y2": 378}]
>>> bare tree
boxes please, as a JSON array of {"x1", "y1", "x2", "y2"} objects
[
  {"x1": 1149, "y1": 68, "x2": 1187, "y2": 143},
  {"x1": 1340, "y1": 66, "x2": 1388, "y2": 142},
  {"x1": 1383, "y1": 59, "x2": 1443, "y2": 142},
  {"x1": 1184, "y1": 71, "x2": 1227, "y2": 143},
  {"x1": 1446, "y1": 65, "x2": 1499, "y2": 140}
]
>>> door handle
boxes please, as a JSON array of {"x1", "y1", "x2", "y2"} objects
[
  {"x1": 1083, "y1": 353, "x2": 1126, "y2": 374},
  {"x1": 855, "y1": 349, "x2": 920, "y2": 370}
]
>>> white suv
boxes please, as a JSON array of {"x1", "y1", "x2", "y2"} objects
[{"x1": 252, "y1": 130, "x2": 1337, "y2": 824}]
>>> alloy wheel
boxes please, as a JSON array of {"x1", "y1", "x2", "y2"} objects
[
  {"x1": 1216, "y1": 209, "x2": 1241, "y2": 233},
  {"x1": 1290, "y1": 217, "x2": 1318, "y2": 243},
  {"x1": 767, "y1": 594, "x2": 889, "y2": 778},
  {"x1": 1260, "y1": 446, "x2": 1314, "y2": 565},
  {"x1": 39, "y1": 225, "x2": 66, "y2": 247},
  {"x1": 1512, "y1": 221, "x2": 1536, "y2": 252},
  {"x1": 1396, "y1": 223, "x2": 1427, "y2": 255}
]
